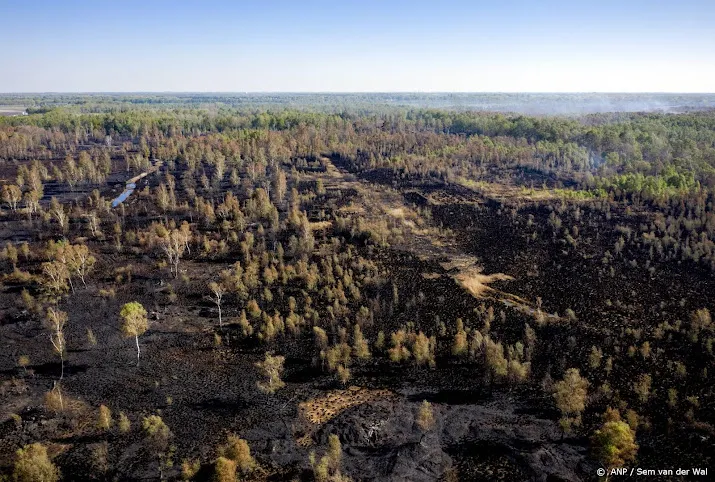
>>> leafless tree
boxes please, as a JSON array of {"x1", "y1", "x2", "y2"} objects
[
  {"x1": 44, "y1": 308, "x2": 67, "y2": 380},
  {"x1": 160, "y1": 228, "x2": 189, "y2": 278},
  {"x1": 208, "y1": 281, "x2": 226, "y2": 327}
]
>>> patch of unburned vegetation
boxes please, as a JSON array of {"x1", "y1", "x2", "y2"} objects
[
  {"x1": 387, "y1": 207, "x2": 406, "y2": 218},
  {"x1": 454, "y1": 269, "x2": 514, "y2": 299},
  {"x1": 337, "y1": 203, "x2": 365, "y2": 215},
  {"x1": 456, "y1": 176, "x2": 603, "y2": 203},
  {"x1": 309, "y1": 221, "x2": 333, "y2": 231},
  {"x1": 299, "y1": 386, "x2": 394, "y2": 426}
]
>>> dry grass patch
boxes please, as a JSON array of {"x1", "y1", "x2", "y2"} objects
[
  {"x1": 296, "y1": 386, "x2": 395, "y2": 446},
  {"x1": 455, "y1": 270, "x2": 514, "y2": 299},
  {"x1": 296, "y1": 386, "x2": 395, "y2": 447},
  {"x1": 337, "y1": 203, "x2": 366, "y2": 215},
  {"x1": 309, "y1": 221, "x2": 333, "y2": 231},
  {"x1": 387, "y1": 207, "x2": 406, "y2": 218},
  {"x1": 299, "y1": 386, "x2": 394, "y2": 425}
]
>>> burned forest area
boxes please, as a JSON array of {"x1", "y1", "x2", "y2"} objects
[{"x1": 1, "y1": 95, "x2": 714, "y2": 482}]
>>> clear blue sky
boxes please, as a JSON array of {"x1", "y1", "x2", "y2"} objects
[{"x1": 2, "y1": 0, "x2": 714, "y2": 92}]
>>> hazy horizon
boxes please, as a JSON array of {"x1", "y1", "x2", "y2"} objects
[
  {"x1": 3, "y1": 0, "x2": 715, "y2": 93},
  {"x1": 5, "y1": 92, "x2": 715, "y2": 116}
]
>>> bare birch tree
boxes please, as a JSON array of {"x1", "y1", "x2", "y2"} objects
[{"x1": 44, "y1": 308, "x2": 67, "y2": 380}]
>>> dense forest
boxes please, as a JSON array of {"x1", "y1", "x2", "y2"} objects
[{"x1": 0, "y1": 95, "x2": 714, "y2": 481}]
